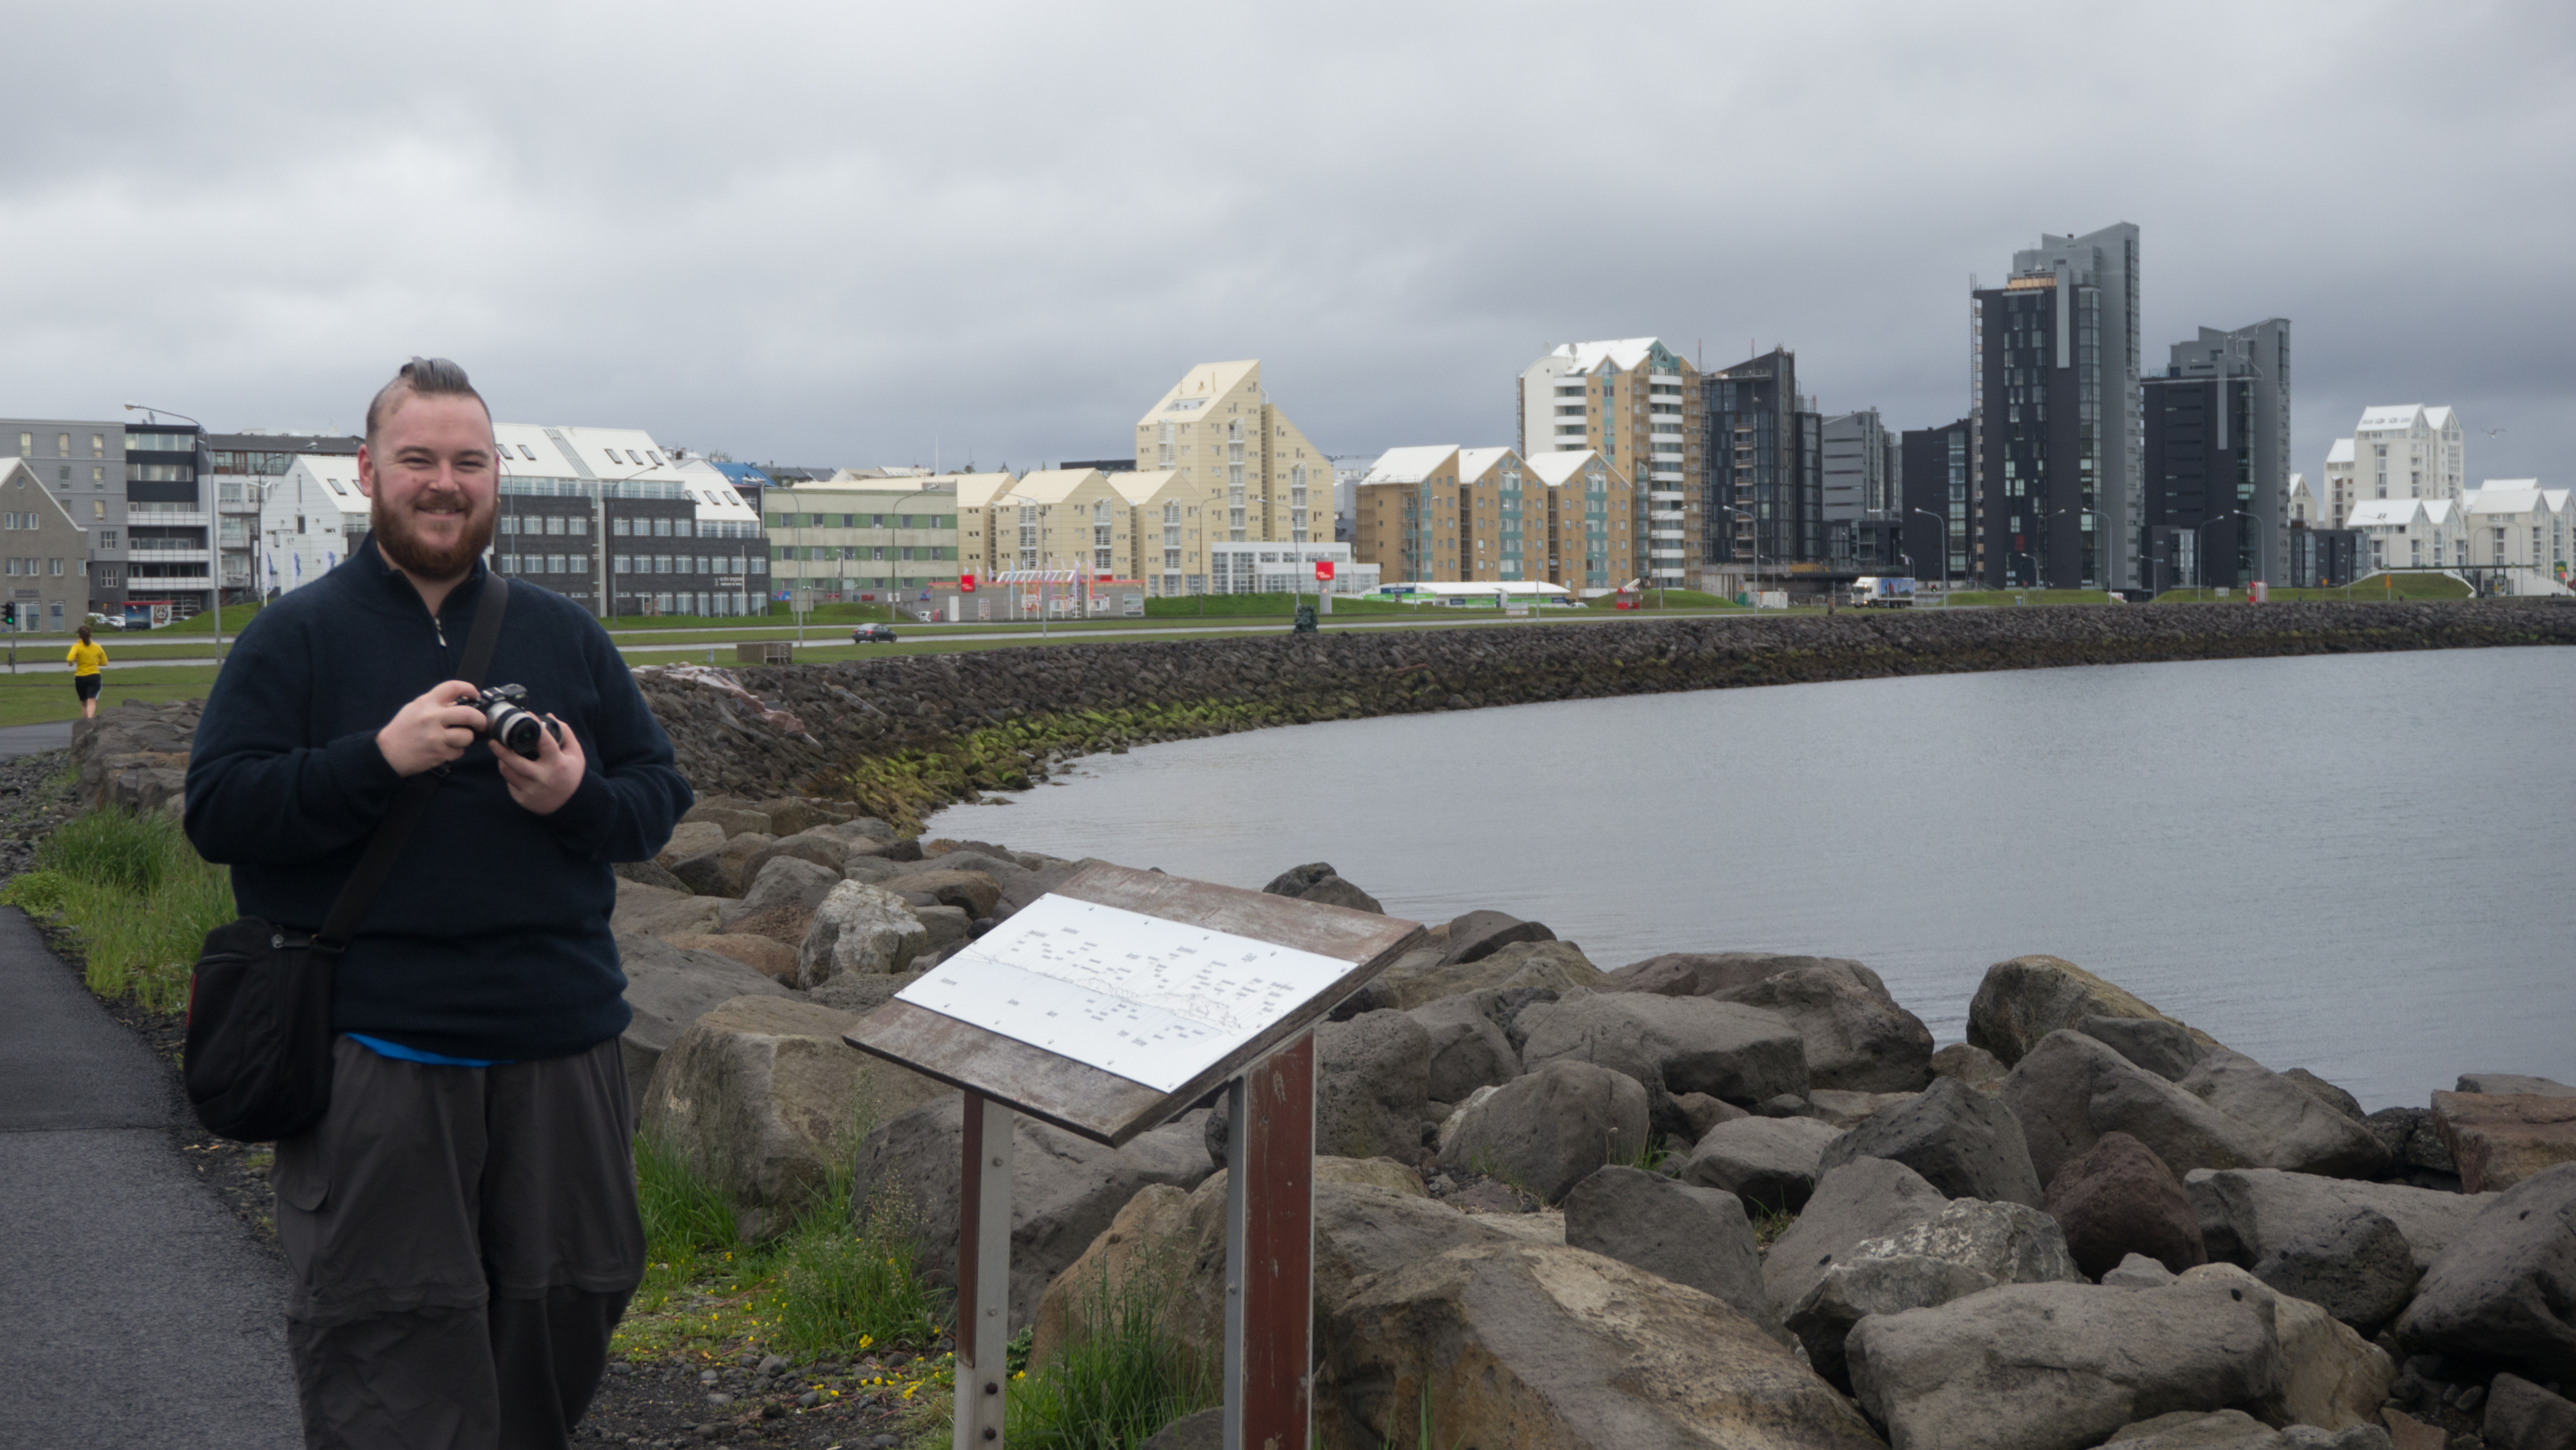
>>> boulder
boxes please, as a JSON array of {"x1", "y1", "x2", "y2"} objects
[
  {"x1": 2184, "y1": 1168, "x2": 2500, "y2": 1274},
  {"x1": 853, "y1": 1094, "x2": 1213, "y2": 1328},
  {"x1": 612, "y1": 858, "x2": 689, "y2": 892},
  {"x1": 1762, "y1": 1156, "x2": 1952, "y2": 1322},
  {"x1": 1517, "y1": 991, "x2": 1808, "y2": 1105},
  {"x1": 1604, "y1": 951, "x2": 1890, "y2": 1001},
  {"x1": 1560, "y1": 1165, "x2": 1784, "y2": 1343},
  {"x1": 1403, "y1": 992, "x2": 1519, "y2": 1105},
  {"x1": 1373, "y1": 939, "x2": 1602, "y2": 1012},
  {"x1": 679, "y1": 803, "x2": 773, "y2": 838},
  {"x1": 1682, "y1": 1115, "x2": 1842, "y2": 1215},
  {"x1": 664, "y1": 849, "x2": 733, "y2": 898},
  {"x1": 2393, "y1": 1161, "x2": 2576, "y2": 1380},
  {"x1": 1929, "y1": 1042, "x2": 2009, "y2": 1093},
  {"x1": 2485, "y1": 1372, "x2": 2576, "y2": 1450},
  {"x1": 1137, "y1": 1409, "x2": 1220, "y2": 1450},
  {"x1": 889, "y1": 867, "x2": 1004, "y2": 921},
  {"x1": 1434, "y1": 1060, "x2": 1651, "y2": 1204},
  {"x1": 1436, "y1": 909, "x2": 1555, "y2": 966},
  {"x1": 1805, "y1": 1089, "x2": 1919, "y2": 1130},
  {"x1": 711, "y1": 831, "x2": 780, "y2": 896},
  {"x1": 612, "y1": 878, "x2": 726, "y2": 939},
  {"x1": 2002, "y1": 1029, "x2": 2267, "y2": 1185},
  {"x1": 797, "y1": 880, "x2": 929, "y2": 987},
  {"x1": 1817, "y1": 1076, "x2": 2045, "y2": 1207},
  {"x1": 1846, "y1": 1277, "x2": 2284, "y2": 1450},
  {"x1": 1319, "y1": 1243, "x2": 1885, "y2": 1450},
  {"x1": 1787, "y1": 1198, "x2": 2082, "y2": 1385},
  {"x1": 2079, "y1": 1014, "x2": 2209, "y2": 1082},
  {"x1": 2432, "y1": 1090, "x2": 2576, "y2": 1194},
  {"x1": 2103, "y1": 1253, "x2": 2182, "y2": 1289},
  {"x1": 714, "y1": 856, "x2": 842, "y2": 931},
  {"x1": 1715, "y1": 965, "x2": 1935, "y2": 1094},
  {"x1": 2099, "y1": 1410, "x2": 2387, "y2": 1448},
  {"x1": 2459, "y1": 1074, "x2": 2576, "y2": 1098},
  {"x1": 2249, "y1": 1206, "x2": 2418, "y2": 1334},
  {"x1": 1676, "y1": 1091, "x2": 1748, "y2": 1140},
  {"x1": 910, "y1": 904, "x2": 973, "y2": 952},
  {"x1": 1969, "y1": 954, "x2": 2190, "y2": 1067},
  {"x1": 1314, "y1": 1010, "x2": 1433, "y2": 1163},
  {"x1": 653, "y1": 818, "x2": 727, "y2": 868},
  {"x1": 2280, "y1": 1069, "x2": 2370, "y2": 1128},
  {"x1": 614, "y1": 933, "x2": 796, "y2": 1120},
  {"x1": 806, "y1": 969, "x2": 923, "y2": 1018},
  {"x1": 639, "y1": 995, "x2": 948, "y2": 1241},
  {"x1": 2179, "y1": 1264, "x2": 2394, "y2": 1433},
  {"x1": 754, "y1": 796, "x2": 853, "y2": 836},
  {"x1": 2364, "y1": 1107, "x2": 2459, "y2": 1181},
  {"x1": 663, "y1": 932, "x2": 800, "y2": 983},
  {"x1": 1260, "y1": 861, "x2": 1382, "y2": 915},
  {"x1": 2045, "y1": 1130, "x2": 2208, "y2": 1279},
  {"x1": 2178, "y1": 1049, "x2": 2389, "y2": 1179},
  {"x1": 740, "y1": 830, "x2": 853, "y2": 883}
]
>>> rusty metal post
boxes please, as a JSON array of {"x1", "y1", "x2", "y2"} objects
[
  {"x1": 954, "y1": 1092, "x2": 1013, "y2": 1449},
  {"x1": 1224, "y1": 1034, "x2": 1315, "y2": 1450}
]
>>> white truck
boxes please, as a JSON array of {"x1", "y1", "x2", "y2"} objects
[{"x1": 1849, "y1": 575, "x2": 1916, "y2": 608}]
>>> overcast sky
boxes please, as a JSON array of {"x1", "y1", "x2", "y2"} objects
[{"x1": 5, "y1": 3, "x2": 2568, "y2": 486}]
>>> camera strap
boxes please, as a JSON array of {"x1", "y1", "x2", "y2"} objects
[{"x1": 316, "y1": 575, "x2": 513, "y2": 951}]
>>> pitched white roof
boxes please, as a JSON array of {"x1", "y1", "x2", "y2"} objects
[
  {"x1": 2462, "y1": 485, "x2": 2543, "y2": 517},
  {"x1": 2357, "y1": 405, "x2": 2427, "y2": 432},
  {"x1": 1005, "y1": 469, "x2": 1109, "y2": 505},
  {"x1": 1361, "y1": 446, "x2": 1459, "y2": 485},
  {"x1": 1524, "y1": 449, "x2": 1619, "y2": 487},
  {"x1": 2326, "y1": 437, "x2": 2355, "y2": 464},
  {"x1": 2345, "y1": 499, "x2": 2427, "y2": 528},
  {"x1": 1108, "y1": 469, "x2": 1188, "y2": 508},
  {"x1": 1456, "y1": 447, "x2": 1519, "y2": 479},
  {"x1": 2424, "y1": 407, "x2": 2456, "y2": 430},
  {"x1": 1545, "y1": 339, "x2": 1664, "y2": 373}
]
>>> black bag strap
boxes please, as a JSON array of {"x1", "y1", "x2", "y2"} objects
[{"x1": 316, "y1": 576, "x2": 512, "y2": 949}]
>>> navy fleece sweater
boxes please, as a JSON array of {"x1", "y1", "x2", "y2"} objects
[{"x1": 183, "y1": 541, "x2": 692, "y2": 1061}]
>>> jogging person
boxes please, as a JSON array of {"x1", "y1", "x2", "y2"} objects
[
  {"x1": 184, "y1": 357, "x2": 692, "y2": 1448},
  {"x1": 67, "y1": 624, "x2": 107, "y2": 719}
]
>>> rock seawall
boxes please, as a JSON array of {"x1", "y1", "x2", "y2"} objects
[{"x1": 636, "y1": 601, "x2": 2576, "y2": 825}]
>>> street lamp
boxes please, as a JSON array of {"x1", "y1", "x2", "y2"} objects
[
  {"x1": 123, "y1": 404, "x2": 223, "y2": 657},
  {"x1": 1910, "y1": 507, "x2": 1951, "y2": 600},
  {"x1": 1722, "y1": 505, "x2": 1759, "y2": 606},
  {"x1": 2194, "y1": 510, "x2": 2256, "y2": 602}
]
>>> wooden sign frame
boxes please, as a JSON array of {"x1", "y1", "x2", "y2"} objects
[{"x1": 843, "y1": 862, "x2": 1423, "y2": 1450}]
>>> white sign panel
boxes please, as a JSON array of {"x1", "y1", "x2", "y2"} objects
[{"x1": 895, "y1": 894, "x2": 1354, "y2": 1093}]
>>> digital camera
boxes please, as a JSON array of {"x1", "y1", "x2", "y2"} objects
[{"x1": 467, "y1": 684, "x2": 560, "y2": 760}]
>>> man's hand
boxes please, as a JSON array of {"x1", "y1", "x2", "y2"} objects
[
  {"x1": 377, "y1": 680, "x2": 488, "y2": 777},
  {"x1": 494, "y1": 712, "x2": 587, "y2": 816}
]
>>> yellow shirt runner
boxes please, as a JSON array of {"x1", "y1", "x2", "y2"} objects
[{"x1": 67, "y1": 642, "x2": 109, "y2": 676}]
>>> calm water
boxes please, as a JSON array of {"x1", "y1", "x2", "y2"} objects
[{"x1": 928, "y1": 647, "x2": 2576, "y2": 1110}]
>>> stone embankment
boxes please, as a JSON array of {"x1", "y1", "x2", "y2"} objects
[
  {"x1": 613, "y1": 798, "x2": 2576, "y2": 1450},
  {"x1": 633, "y1": 601, "x2": 2576, "y2": 826}
]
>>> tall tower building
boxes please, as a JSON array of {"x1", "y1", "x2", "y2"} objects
[
  {"x1": 2141, "y1": 318, "x2": 2292, "y2": 589},
  {"x1": 1900, "y1": 418, "x2": 1975, "y2": 589},
  {"x1": 1702, "y1": 348, "x2": 1821, "y2": 584},
  {"x1": 1971, "y1": 223, "x2": 2142, "y2": 589},
  {"x1": 1822, "y1": 409, "x2": 1901, "y2": 569},
  {"x1": 1134, "y1": 361, "x2": 1330, "y2": 550},
  {"x1": 1517, "y1": 339, "x2": 1699, "y2": 589}
]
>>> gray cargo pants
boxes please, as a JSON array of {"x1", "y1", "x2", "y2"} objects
[{"x1": 270, "y1": 1036, "x2": 645, "y2": 1450}]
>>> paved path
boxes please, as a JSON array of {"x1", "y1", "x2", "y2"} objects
[
  {"x1": 0, "y1": 721, "x2": 74, "y2": 758},
  {"x1": 0, "y1": 908, "x2": 300, "y2": 1448}
]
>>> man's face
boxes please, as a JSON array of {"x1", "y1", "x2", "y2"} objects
[{"x1": 359, "y1": 393, "x2": 498, "y2": 581}]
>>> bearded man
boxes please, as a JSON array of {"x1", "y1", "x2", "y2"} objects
[{"x1": 185, "y1": 358, "x2": 691, "y2": 1448}]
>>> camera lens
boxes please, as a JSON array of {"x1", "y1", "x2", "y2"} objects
[{"x1": 491, "y1": 705, "x2": 545, "y2": 760}]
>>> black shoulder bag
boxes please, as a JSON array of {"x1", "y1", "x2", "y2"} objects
[{"x1": 183, "y1": 577, "x2": 512, "y2": 1142}]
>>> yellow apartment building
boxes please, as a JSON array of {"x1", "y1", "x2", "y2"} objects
[
  {"x1": 1526, "y1": 450, "x2": 1637, "y2": 591},
  {"x1": 1134, "y1": 361, "x2": 1330, "y2": 547},
  {"x1": 1108, "y1": 469, "x2": 1205, "y2": 594},
  {"x1": 1518, "y1": 339, "x2": 1699, "y2": 588},
  {"x1": 948, "y1": 471, "x2": 1023, "y2": 587},
  {"x1": 1354, "y1": 446, "x2": 1459, "y2": 585},
  {"x1": 761, "y1": 478, "x2": 960, "y2": 602},
  {"x1": 992, "y1": 469, "x2": 1134, "y2": 577}
]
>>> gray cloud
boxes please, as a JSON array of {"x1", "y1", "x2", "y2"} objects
[{"x1": 3, "y1": 2, "x2": 2569, "y2": 484}]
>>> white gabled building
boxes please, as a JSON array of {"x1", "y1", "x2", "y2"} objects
[
  {"x1": 257, "y1": 454, "x2": 372, "y2": 597},
  {"x1": 2347, "y1": 405, "x2": 2467, "y2": 506},
  {"x1": 2457, "y1": 482, "x2": 2573, "y2": 594},
  {"x1": 2285, "y1": 472, "x2": 2323, "y2": 526},
  {"x1": 2344, "y1": 497, "x2": 2461, "y2": 575},
  {"x1": 2322, "y1": 438, "x2": 2359, "y2": 526}
]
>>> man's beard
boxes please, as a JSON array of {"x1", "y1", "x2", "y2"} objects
[{"x1": 371, "y1": 490, "x2": 495, "y2": 580}]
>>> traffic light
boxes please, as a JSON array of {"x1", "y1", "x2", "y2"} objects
[{"x1": 2, "y1": 603, "x2": 16, "y2": 627}]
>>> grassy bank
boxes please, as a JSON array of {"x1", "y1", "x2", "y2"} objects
[{"x1": 0, "y1": 805, "x2": 231, "y2": 1013}]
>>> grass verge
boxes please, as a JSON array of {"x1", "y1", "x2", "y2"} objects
[
  {"x1": 1, "y1": 806, "x2": 232, "y2": 1012},
  {"x1": 0, "y1": 665, "x2": 219, "y2": 727}
]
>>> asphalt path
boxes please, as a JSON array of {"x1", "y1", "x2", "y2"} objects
[
  {"x1": 0, "y1": 908, "x2": 300, "y2": 1448},
  {"x1": 0, "y1": 721, "x2": 74, "y2": 758}
]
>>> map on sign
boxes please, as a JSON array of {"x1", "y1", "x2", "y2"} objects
[{"x1": 894, "y1": 894, "x2": 1354, "y2": 1093}]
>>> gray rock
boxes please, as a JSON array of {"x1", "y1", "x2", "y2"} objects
[
  {"x1": 1681, "y1": 1115, "x2": 1842, "y2": 1214},
  {"x1": 2484, "y1": 1372, "x2": 2576, "y2": 1450},
  {"x1": 1403, "y1": 992, "x2": 1519, "y2": 1105},
  {"x1": 2099, "y1": 1410, "x2": 2331, "y2": 1449},
  {"x1": 661, "y1": 846, "x2": 727, "y2": 896},
  {"x1": 1675, "y1": 1091, "x2": 1747, "y2": 1140},
  {"x1": 716, "y1": 856, "x2": 844, "y2": 931},
  {"x1": 1137, "y1": 1408, "x2": 1221, "y2": 1450},
  {"x1": 1377, "y1": 940, "x2": 1601, "y2": 1015},
  {"x1": 741, "y1": 830, "x2": 853, "y2": 884},
  {"x1": 1435, "y1": 1060, "x2": 1651, "y2": 1204},
  {"x1": 612, "y1": 878, "x2": 726, "y2": 938},
  {"x1": 1603, "y1": 950, "x2": 1890, "y2": 1001},
  {"x1": 1818, "y1": 1075, "x2": 2046, "y2": 1208},
  {"x1": 2185, "y1": 1167, "x2": 2499, "y2": 1274},
  {"x1": 1517, "y1": 991, "x2": 1808, "y2": 1105},
  {"x1": 1260, "y1": 861, "x2": 1382, "y2": 914},
  {"x1": 613, "y1": 858, "x2": 690, "y2": 892},
  {"x1": 2280, "y1": 1069, "x2": 2369, "y2": 1127},
  {"x1": 2177, "y1": 1049, "x2": 2389, "y2": 1179},
  {"x1": 616, "y1": 932, "x2": 796, "y2": 1121},
  {"x1": 840, "y1": 855, "x2": 905, "y2": 886},
  {"x1": 806, "y1": 969, "x2": 923, "y2": 1018},
  {"x1": 853, "y1": 1094, "x2": 1213, "y2": 1327},
  {"x1": 910, "y1": 903, "x2": 972, "y2": 951},
  {"x1": 1761, "y1": 1156, "x2": 1951, "y2": 1322},
  {"x1": 1315, "y1": 1010, "x2": 1433, "y2": 1163},
  {"x1": 797, "y1": 880, "x2": 930, "y2": 986},
  {"x1": 1929, "y1": 1041, "x2": 2009, "y2": 1092},
  {"x1": 2002, "y1": 1028, "x2": 2268, "y2": 1186},
  {"x1": 2079, "y1": 1014, "x2": 2208, "y2": 1082},
  {"x1": 2103, "y1": 1252, "x2": 2182, "y2": 1289},
  {"x1": 2459, "y1": 1074, "x2": 2576, "y2": 1098},
  {"x1": 1437, "y1": 909, "x2": 1555, "y2": 967},
  {"x1": 2365, "y1": 1107, "x2": 2458, "y2": 1177},
  {"x1": 1560, "y1": 1165, "x2": 1784, "y2": 1343},
  {"x1": 1787, "y1": 1197, "x2": 2082, "y2": 1384},
  {"x1": 1713, "y1": 965, "x2": 1935, "y2": 1094},
  {"x1": 2251, "y1": 1205, "x2": 2419, "y2": 1333},
  {"x1": 2394, "y1": 1160, "x2": 2576, "y2": 1380},
  {"x1": 1803, "y1": 1088, "x2": 1918, "y2": 1130},
  {"x1": 1846, "y1": 1278, "x2": 2285, "y2": 1450}
]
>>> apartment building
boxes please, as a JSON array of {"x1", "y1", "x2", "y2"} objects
[
  {"x1": 1133, "y1": 361, "x2": 1330, "y2": 545},
  {"x1": 1822, "y1": 409, "x2": 1902, "y2": 570},
  {"x1": 1352, "y1": 444, "x2": 1632, "y2": 590},
  {"x1": 0, "y1": 458, "x2": 96, "y2": 632},
  {"x1": 2322, "y1": 440, "x2": 2358, "y2": 527},
  {"x1": 989, "y1": 469, "x2": 1132, "y2": 577},
  {"x1": 492, "y1": 424, "x2": 767, "y2": 617},
  {"x1": 203, "y1": 433, "x2": 359, "y2": 603},
  {"x1": 762, "y1": 475, "x2": 959, "y2": 606},
  {"x1": 2345, "y1": 497, "x2": 2461, "y2": 575},
  {"x1": 945, "y1": 473, "x2": 1022, "y2": 589},
  {"x1": 1353, "y1": 446, "x2": 1457, "y2": 586},
  {"x1": 122, "y1": 422, "x2": 212, "y2": 617},
  {"x1": 3, "y1": 419, "x2": 126, "y2": 615},
  {"x1": 1107, "y1": 469, "x2": 1202, "y2": 593},
  {"x1": 1518, "y1": 340, "x2": 1698, "y2": 587},
  {"x1": 2140, "y1": 320, "x2": 2293, "y2": 589},
  {"x1": 1703, "y1": 349, "x2": 1819, "y2": 584},
  {"x1": 2335, "y1": 405, "x2": 2467, "y2": 508},
  {"x1": 2286, "y1": 473, "x2": 2322, "y2": 526},
  {"x1": 1526, "y1": 451, "x2": 1636, "y2": 591},
  {"x1": 1899, "y1": 418, "x2": 1975, "y2": 589},
  {"x1": 256, "y1": 453, "x2": 371, "y2": 596},
  {"x1": 2458, "y1": 482, "x2": 2572, "y2": 593}
]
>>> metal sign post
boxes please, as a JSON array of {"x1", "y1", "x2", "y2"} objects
[{"x1": 844, "y1": 865, "x2": 1420, "y2": 1450}]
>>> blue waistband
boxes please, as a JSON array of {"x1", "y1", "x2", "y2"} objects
[{"x1": 347, "y1": 1033, "x2": 515, "y2": 1069}]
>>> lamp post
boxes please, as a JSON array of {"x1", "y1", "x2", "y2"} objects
[
  {"x1": 123, "y1": 404, "x2": 220, "y2": 656},
  {"x1": 1722, "y1": 505, "x2": 1758, "y2": 606},
  {"x1": 1909, "y1": 507, "x2": 1951, "y2": 601},
  {"x1": 2194, "y1": 510, "x2": 2256, "y2": 602}
]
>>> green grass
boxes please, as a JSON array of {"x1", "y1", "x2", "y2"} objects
[
  {"x1": 0, "y1": 666, "x2": 219, "y2": 726},
  {"x1": 0, "y1": 807, "x2": 235, "y2": 1012},
  {"x1": 1000, "y1": 1250, "x2": 1217, "y2": 1450},
  {"x1": 2153, "y1": 572, "x2": 2474, "y2": 604}
]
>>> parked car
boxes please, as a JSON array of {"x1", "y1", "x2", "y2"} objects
[
  {"x1": 84, "y1": 612, "x2": 124, "y2": 630},
  {"x1": 851, "y1": 622, "x2": 898, "y2": 643}
]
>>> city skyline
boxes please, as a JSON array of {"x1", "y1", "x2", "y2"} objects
[{"x1": 2, "y1": 4, "x2": 2566, "y2": 490}]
